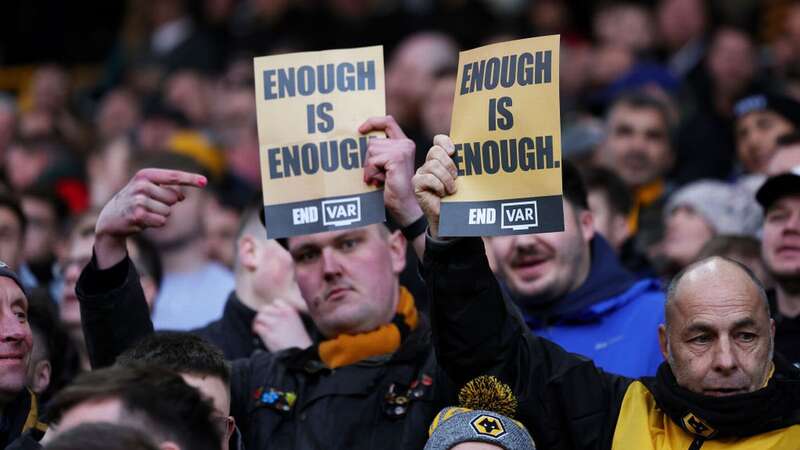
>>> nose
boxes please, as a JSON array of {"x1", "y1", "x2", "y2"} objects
[
  {"x1": 0, "y1": 311, "x2": 28, "y2": 343},
  {"x1": 514, "y1": 234, "x2": 540, "y2": 250},
  {"x1": 321, "y1": 248, "x2": 342, "y2": 280},
  {"x1": 712, "y1": 336, "x2": 738, "y2": 374}
]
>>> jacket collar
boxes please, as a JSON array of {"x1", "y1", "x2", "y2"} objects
[{"x1": 517, "y1": 236, "x2": 641, "y2": 326}]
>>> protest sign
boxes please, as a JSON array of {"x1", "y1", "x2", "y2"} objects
[
  {"x1": 439, "y1": 35, "x2": 564, "y2": 237},
  {"x1": 254, "y1": 46, "x2": 386, "y2": 239}
]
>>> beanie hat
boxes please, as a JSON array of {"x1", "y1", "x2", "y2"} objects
[
  {"x1": 733, "y1": 92, "x2": 800, "y2": 128},
  {"x1": 0, "y1": 261, "x2": 27, "y2": 296},
  {"x1": 425, "y1": 376, "x2": 536, "y2": 450},
  {"x1": 664, "y1": 180, "x2": 762, "y2": 237}
]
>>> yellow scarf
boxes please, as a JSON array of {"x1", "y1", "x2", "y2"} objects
[
  {"x1": 627, "y1": 179, "x2": 665, "y2": 233},
  {"x1": 318, "y1": 287, "x2": 418, "y2": 369}
]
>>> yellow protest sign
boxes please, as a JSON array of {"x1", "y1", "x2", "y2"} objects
[
  {"x1": 253, "y1": 46, "x2": 386, "y2": 239},
  {"x1": 439, "y1": 35, "x2": 564, "y2": 236}
]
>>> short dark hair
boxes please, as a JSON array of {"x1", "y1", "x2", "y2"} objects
[
  {"x1": 44, "y1": 422, "x2": 160, "y2": 450},
  {"x1": 562, "y1": 160, "x2": 589, "y2": 210},
  {"x1": 581, "y1": 166, "x2": 633, "y2": 216},
  {"x1": 115, "y1": 332, "x2": 230, "y2": 387},
  {"x1": 0, "y1": 193, "x2": 26, "y2": 237},
  {"x1": 48, "y1": 365, "x2": 221, "y2": 450},
  {"x1": 27, "y1": 287, "x2": 77, "y2": 403},
  {"x1": 607, "y1": 91, "x2": 674, "y2": 132},
  {"x1": 21, "y1": 183, "x2": 70, "y2": 225}
]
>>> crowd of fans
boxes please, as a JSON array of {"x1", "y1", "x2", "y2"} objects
[{"x1": 0, "y1": 0, "x2": 800, "y2": 449}]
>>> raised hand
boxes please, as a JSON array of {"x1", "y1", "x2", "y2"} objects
[
  {"x1": 412, "y1": 135, "x2": 458, "y2": 238},
  {"x1": 94, "y1": 168, "x2": 207, "y2": 269}
]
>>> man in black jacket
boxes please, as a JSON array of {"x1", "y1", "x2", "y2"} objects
[
  {"x1": 76, "y1": 116, "x2": 451, "y2": 450},
  {"x1": 192, "y1": 203, "x2": 313, "y2": 360},
  {"x1": 0, "y1": 263, "x2": 46, "y2": 448},
  {"x1": 413, "y1": 135, "x2": 800, "y2": 449}
]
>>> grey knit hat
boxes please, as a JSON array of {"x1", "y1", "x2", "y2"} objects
[
  {"x1": 424, "y1": 407, "x2": 536, "y2": 450},
  {"x1": 424, "y1": 376, "x2": 536, "y2": 450},
  {"x1": 664, "y1": 180, "x2": 762, "y2": 237},
  {"x1": 0, "y1": 261, "x2": 27, "y2": 296}
]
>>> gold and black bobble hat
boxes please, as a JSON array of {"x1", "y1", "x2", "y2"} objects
[{"x1": 424, "y1": 375, "x2": 536, "y2": 450}]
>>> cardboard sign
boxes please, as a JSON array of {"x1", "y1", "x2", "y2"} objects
[
  {"x1": 439, "y1": 35, "x2": 564, "y2": 237},
  {"x1": 253, "y1": 46, "x2": 386, "y2": 239}
]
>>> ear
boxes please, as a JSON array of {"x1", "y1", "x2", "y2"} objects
[
  {"x1": 610, "y1": 213, "x2": 632, "y2": 249},
  {"x1": 658, "y1": 324, "x2": 669, "y2": 361},
  {"x1": 31, "y1": 360, "x2": 51, "y2": 395},
  {"x1": 237, "y1": 235, "x2": 258, "y2": 272},
  {"x1": 386, "y1": 230, "x2": 407, "y2": 274},
  {"x1": 225, "y1": 415, "x2": 236, "y2": 442},
  {"x1": 578, "y1": 208, "x2": 595, "y2": 242}
]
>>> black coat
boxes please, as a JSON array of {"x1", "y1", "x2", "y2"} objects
[
  {"x1": 2, "y1": 390, "x2": 46, "y2": 450},
  {"x1": 76, "y1": 255, "x2": 454, "y2": 450}
]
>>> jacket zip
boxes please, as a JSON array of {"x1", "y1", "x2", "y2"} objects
[{"x1": 688, "y1": 438, "x2": 704, "y2": 450}]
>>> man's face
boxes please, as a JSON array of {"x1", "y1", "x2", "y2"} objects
[
  {"x1": 766, "y1": 144, "x2": 800, "y2": 175},
  {"x1": 762, "y1": 195, "x2": 800, "y2": 282},
  {"x1": 486, "y1": 202, "x2": 593, "y2": 300},
  {"x1": 0, "y1": 277, "x2": 32, "y2": 401},
  {"x1": 0, "y1": 207, "x2": 24, "y2": 270},
  {"x1": 204, "y1": 199, "x2": 240, "y2": 269},
  {"x1": 421, "y1": 75, "x2": 456, "y2": 139},
  {"x1": 599, "y1": 104, "x2": 672, "y2": 188},
  {"x1": 5, "y1": 145, "x2": 49, "y2": 193},
  {"x1": 587, "y1": 189, "x2": 630, "y2": 251},
  {"x1": 660, "y1": 260, "x2": 775, "y2": 396},
  {"x1": 706, "y1": 28, "x2": 755, "y2": 96},
  {"x1": 662, "y1": 205, "x2": 715, "y2": 268},
  {"x1": 145, "y1": 186, "x2": 205, "y2": 247},
  {"x1": 96, "y1": 90, "x2": 140, "y2": 141},
  {"x1": 288, "y1": 225, "x2": 406, "y2": 337},
  {"x1": 736, "y1": 111, "x2": 795, "y2": 174},
  {"x1": 21, "y1": 197, "x2": 58, "y2": 265},
  {"x1": 181, "y1": 373, "x2": 232, "y2": 450},
  {"x1": 59, "y1": 232, "x2": 95, "y2": 332}
]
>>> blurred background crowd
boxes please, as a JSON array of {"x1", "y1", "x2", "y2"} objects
[{"x1": 1, "y1": 0, "x2": 800, "y2": 412}]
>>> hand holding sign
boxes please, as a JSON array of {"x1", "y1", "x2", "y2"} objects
[
  {"x1": 439, "y1": 35, "x2": 564, "y2": 236},
  {"x1": 360, "y1": 115, "x2": 423, "y2": 228},
  {"x1": 95, "y1": 168, "x2": 207, "y2": 269},
  {"x1": 413, "y1": 135, "x2": 459, "y2": 238},
  {"x1": 254, "y1": 46, "x2": 387, "y2": 239}
]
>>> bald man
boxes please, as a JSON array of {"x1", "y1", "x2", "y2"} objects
[
  {"x1": 659, "y1": 258, "x2": 775, "y2": 397},
  {"x1": 415, "y1": 151, "x2": 800, "y2": 447}
]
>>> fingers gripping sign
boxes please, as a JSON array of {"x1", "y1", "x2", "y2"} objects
[
  {"x1": 359, "y1": 115, "x2": 423, "y2": 228},
  {"x1": 94, "y1": 169, "x2": 207, "y2": 269},
  {"x1": 412, "y1": 135, "x2": 459, "y2": 238}
]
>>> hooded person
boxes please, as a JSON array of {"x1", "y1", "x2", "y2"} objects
[{"x1": 480, "y1": 161, "x2": 665, "y2": 378}]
